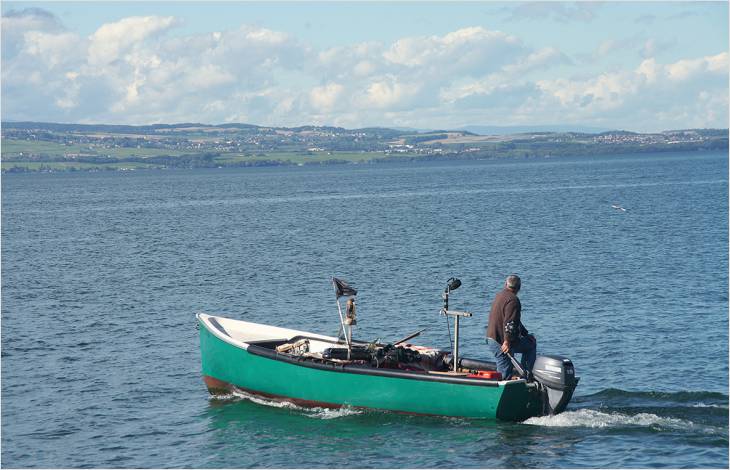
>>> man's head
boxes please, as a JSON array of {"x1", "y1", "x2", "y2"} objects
[{"x1": 505, "y1": 274, "x2": 521, "y2": 293}]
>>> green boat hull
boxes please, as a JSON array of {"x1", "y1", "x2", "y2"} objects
[{"x1": 199, "y1": 317, "x2": 544, "y2": 421}]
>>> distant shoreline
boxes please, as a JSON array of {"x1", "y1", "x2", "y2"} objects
[
  {"x1": 2, "y1": 121, "x2": 727, "y2": 173},
  {"x1": 3, "y1": 148, "x2": 727, "y2": 175}
]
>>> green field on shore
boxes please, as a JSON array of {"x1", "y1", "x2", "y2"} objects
[
  {"x1": 1, "y1": 149, "x2": 395, "y2": 172},
  {"x1": 1, "y1": 161, "x2": 164, "y2": 170},
  {"x1": 1, "y1": 138, "x2": 189, "y2": 158}
]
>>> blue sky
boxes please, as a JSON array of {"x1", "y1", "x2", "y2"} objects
[{"x1": 2, "y1": 1, "x2": 728, "y2": 131}]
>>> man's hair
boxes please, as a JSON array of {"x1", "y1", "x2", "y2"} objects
[{"x1": 505, "y1": 274, "x2": 521, "y2": 291}]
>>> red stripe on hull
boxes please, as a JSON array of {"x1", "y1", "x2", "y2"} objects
[{"x1": 203, "y1": 375, "x2": 234, "y2": 394}]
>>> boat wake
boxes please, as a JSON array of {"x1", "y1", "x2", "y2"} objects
[
  {"x1": 211, "y1": 386, "x2": 727, "y2": 428},
  {"x1": 212, "y1": 388, "x2": 363, "y2": 419},
  {"x1": 524, "y1": 408, "x2": 691, "y2": 430},
  {"x1": 574, "y1": 388, "x2": 729, "y2": 409},
  {"x1": 525, "y1": 388, "x2": 728, "y2": 435},
  {"x1": 309, "y1": 406, "x2": 363, "y2": 420}
]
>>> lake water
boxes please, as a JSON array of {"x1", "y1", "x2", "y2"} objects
[{"x1": 2, "y1": 151, "x2": 728, "y2": 468}]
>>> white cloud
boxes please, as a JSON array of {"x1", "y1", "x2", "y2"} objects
[
  {"x1": 362, "y1": 77, "x2": 413, "y2": 108},
  {"x1": 529, "y1": 52, "x2": 728, "y2": 129},
  {"x1": 317, "y1": 42, "x2": 383, "y2": 80},
  {"x1": 244, "y1": 27, "x2": 288, "y2": 44},
  {"x1": 537, "y1": 71, "x2": 639, "y2": 111},
  {"x1": 667, "y1": 57, "x2": 706, "y2": 81},
  {"x1": 1, "y1": 8, "x2": 727, "y2": 132},
  {"x1": 539, "y1": 52, "x2": 728, "y2": 111},
  {"x1": 185, "y1": 64, "x2": 236, "y2": 89},
  {"x1": 383, "y1": 26, "x2": 524, "y2": 77},
  {"x1": 353, "y1": 60, "x2": 377, "y2": 77},
  {"x1": 353, "y1": 75, "x2": 433, "y2": 112},
  {"x1": 1, "y1": 8, "x2": 64, "y2": 58},
  {"x1": 88, "y1": 16, "x2": 177, "y2": 65},
  {"x1": 666, "y1": 51, "x2": 728, "y2": 80},
  {"x1": 22, "y1": 31, "x2": 84, "y2": 68},
  {"x1": 502, "y1": 47, "x2": 570, "y2": 74},
  {"x1": 636, "y1": 58, "x2": 659, "y2": 84},
  {"x1": 309, "y1": 83, "x2": 344, "y2": 111},
  {"x1": 706, "y1": 52, "x2": 729, "y2": 72}
]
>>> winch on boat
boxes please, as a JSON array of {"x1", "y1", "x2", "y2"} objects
[{"x1": 196, "y1": 276, "x2": 579, "y2": 420}]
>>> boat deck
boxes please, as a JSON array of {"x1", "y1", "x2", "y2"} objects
[{"x1": 199, "y1": 313, "x2": 503, "y2": 380}]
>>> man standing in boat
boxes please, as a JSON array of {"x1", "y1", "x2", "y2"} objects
[{"x1": 486, "y1": 275, "x2": 536, "y2": 380}]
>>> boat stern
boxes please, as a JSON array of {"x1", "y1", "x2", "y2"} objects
[{"x1": 495, "y1": 380, "x2": 544, "y2": 421}]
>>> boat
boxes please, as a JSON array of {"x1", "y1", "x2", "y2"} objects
[{"x1": 197, "y1": 277, "x2": 579, "y2": 421}]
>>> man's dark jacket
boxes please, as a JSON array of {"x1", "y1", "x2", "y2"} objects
[{"x1": 486, "y1": 288, "x2": 528, "y2": 344}]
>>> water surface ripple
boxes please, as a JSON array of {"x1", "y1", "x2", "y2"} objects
[{"x1": 2, "y1": 152, "x2": 728, "y2": 468}]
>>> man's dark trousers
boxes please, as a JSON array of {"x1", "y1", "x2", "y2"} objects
[{"x1": 486, "y1": 336, "x2": 536, "y2": 379}]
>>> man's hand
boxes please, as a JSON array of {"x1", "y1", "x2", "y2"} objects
[{"x1": 501, "y1": 340, "x2": 510, "y2": 353}]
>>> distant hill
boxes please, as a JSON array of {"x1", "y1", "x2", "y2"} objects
[
  {"x1": 457, "y1": 125, "x2": 613, "y2": 135},
  {"x1": 2, "y1": 121, "x2": 216, "y2": 134},
  {"x1": 3, "y1": 121, "x2": 726, "y2": 138},
  {"x1": 1, "y1": 121, "x2": 611, "y2": 136},
  {"x1": 0, "y1": 121, "x2": 410, "y2": 137}
]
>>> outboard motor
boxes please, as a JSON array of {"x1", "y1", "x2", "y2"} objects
[{"x1": 532, "y1": 355, "x2": 579, "y2": 414}]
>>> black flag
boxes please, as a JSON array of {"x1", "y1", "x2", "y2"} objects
[{"x1": 333, "y1": 277, "x2": 357, "y2": 298}]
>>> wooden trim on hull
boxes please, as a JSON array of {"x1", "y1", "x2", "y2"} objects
[{"x1": 203, "y1": 375, "x2": 234, "y2": 395}]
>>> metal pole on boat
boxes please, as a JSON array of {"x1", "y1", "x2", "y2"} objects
[
  {"x1": 454, "y1": 315, "x2": 460, "y2": 372},
  {"x1": 441, "y1": 278, "x2": 471, "y2": 372},
  {"x1": 443, "y1": 309, "x2": 472, "y2": 372},
  {"x1": 346, "y1": 326, "x2": 352, "y2": 360}
]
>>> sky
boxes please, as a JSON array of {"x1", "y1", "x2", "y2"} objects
[{"x1": 1, "y1": 1, "x2": 728, "y2": 132}]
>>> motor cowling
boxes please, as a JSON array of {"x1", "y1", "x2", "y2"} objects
[{"x1": 532, "y1": 355, "x2": 579, "y2": 414}]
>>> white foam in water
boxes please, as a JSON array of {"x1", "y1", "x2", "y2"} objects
[
  {"x1": 218, "y1": 388, "x2": 362, "y2": 419},
  {"x1": 228, "y1": 388, "x2": 302, "y2": 410},
  {"x1": 524, "y1": 409, "x2": 692, "y2": 429},
  {"x1": 307, "y1": 406, "x2": 362, "y2": 420},
  {"x1": 691, "y1": 402, "x2": 728, "y2": 409}
]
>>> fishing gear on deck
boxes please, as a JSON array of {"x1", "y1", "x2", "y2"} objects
[
  {"x1": 321, "y1": 343, "x2": 423, "y2": 369},
  {"x1": 370, "y1": 343, "x2": 422, "y2": 368},
  {"x1": 322, "y1": 346, "x2": 371, "y2": 361}
]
